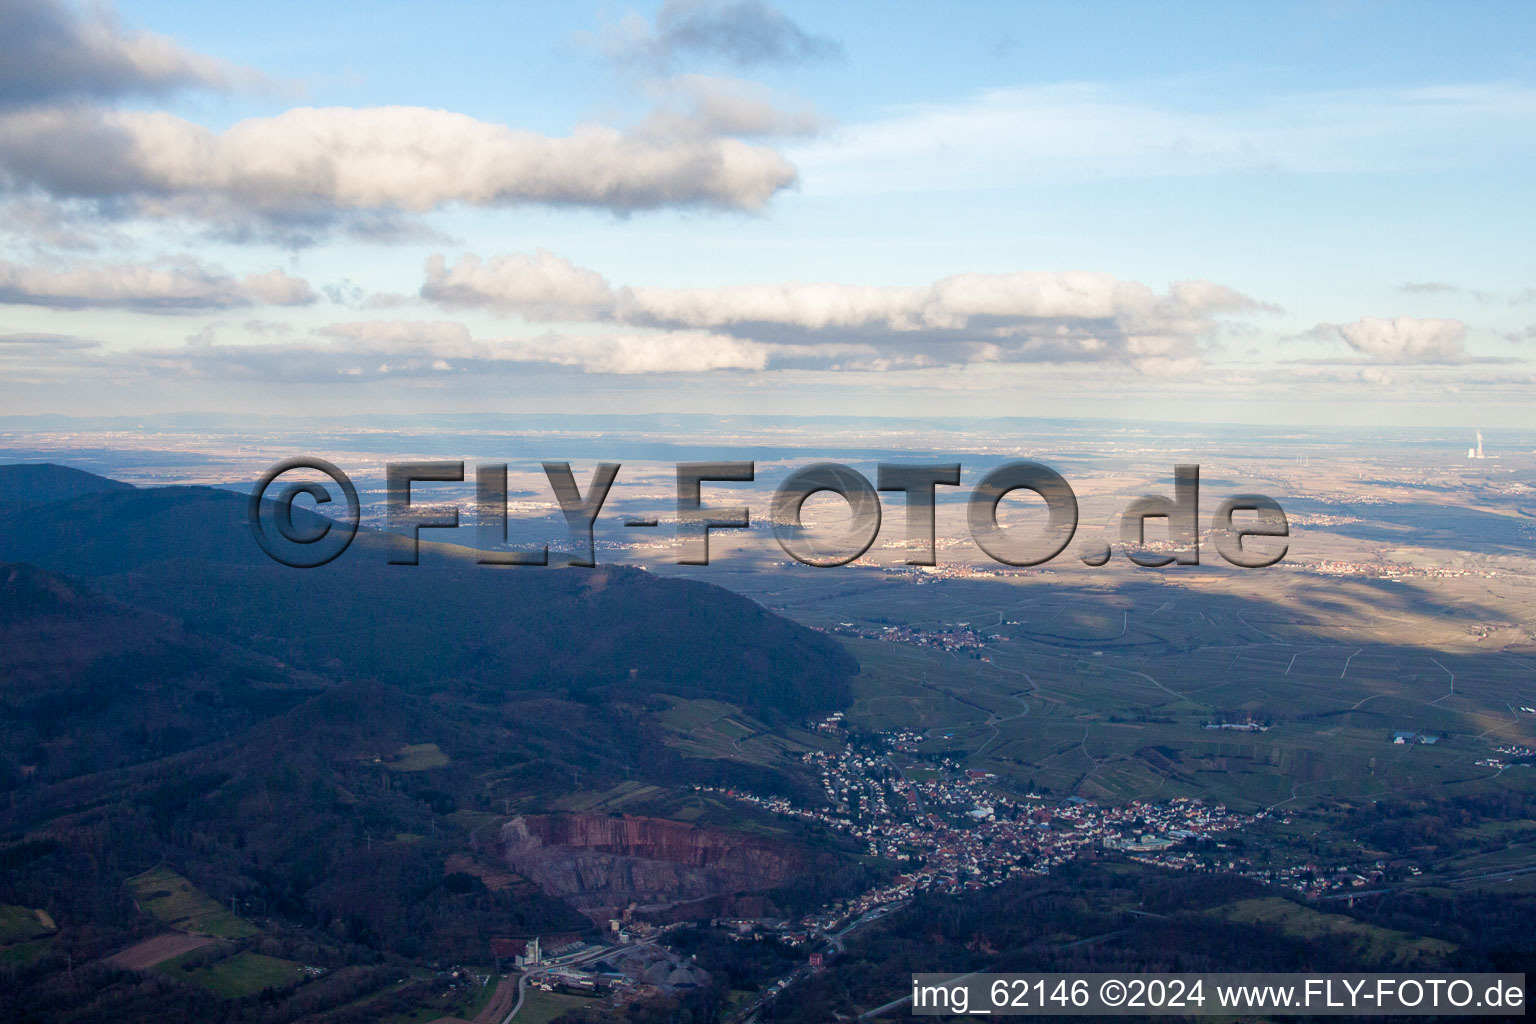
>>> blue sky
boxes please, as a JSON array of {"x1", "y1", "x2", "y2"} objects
[{"x1": 1, "y1": 0, "x2": 1533, "y2": 426}]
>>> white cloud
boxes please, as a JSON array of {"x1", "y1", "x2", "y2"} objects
[
  {"x1": 1330, "y1": 316, "x2": 1468, "y2": 364},
  {"x1": 0, "y1": 258, "x2": 316, "y2": 310},
  {"x1": 320, "y1": 318, "x2": 770, "y2": 374},
  {"x1": 597, "y1": 0, "x2": 841, "y2": 73},
  {"x1": 240, "y1": 269, "x2": 320, "y2": 307},
  {"x1": 317, "y1": 320, "x2": 475, "y2": 350},
  {"x1": 0, "y1": 196, "x2": 133, "y2": 251},
  {"x1": 0, "y1": 7, "x2": 811, "y2": 244},
  {"x1": 0, "y1": 0, "x2": 252, "y2": 104},
  {"x1": 134, "y1": 319, "x2": 768, "y2": 379},
  {"x1": 0, "y1": 330, "x2": 97, "y2": 350},
  {"x1": 511, "y1": 331, "x2": 769, "y2": 373},
  {"x1": 0, "y1": 104, "x2": 799, "y2": 234},
  {"x1": 636, "y1": 75, "x2": 824, "y2": 139},
  {"x1": 425, "y1": 251, "x2": 1270, "y2": 329},
  {"x1": 422, "y1": 251, "x2": 614, "y2": 320},
  {"x1": 420, "y1": 250, "x2": 1271, "y2": 372}
]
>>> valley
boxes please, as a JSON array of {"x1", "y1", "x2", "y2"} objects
[{"x1": 2, "y1": 437, "x2": 1535, "y2": 1021}]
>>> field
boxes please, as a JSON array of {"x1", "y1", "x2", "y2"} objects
[
  {"x1": 387, "y1": 742, "x2": 452, "y2": 771},
  {"x1": 655, "y1": 697, "x2": 841, "y2": 767},
  {"x1": 677, "y1": 563, "x2": 1536, "y2": 813},
  {"x1": 162, "y1": 949, "x2": 307, "y2": 998},
  {"x1": 0, "y1": 937, "x2": 52, "y2": 967},
  {"x1": 515, "y1": 987, "x2": 605, "y2": 1024},
  {"x1": 0, "y1": 904, "x2": 54, "y2": 945},
  {"x1": 1212, "y1": 897, "x2": 1455, "y2": 965},
  {"x1": 127, "y1": 866, "x2": 259, "y2": 939},
  {"x1": 552, "y1": 779, "x2": 670, "y2": 814},
  {"x1": 0, "y1": 903, "x2": 56, "y2": 969},
  {"x1": 549, "y1": 776, "x2": 798, "y2": 839},
  {"x1": 107, "y1": 931, "x2": 215, "y2": 970}
]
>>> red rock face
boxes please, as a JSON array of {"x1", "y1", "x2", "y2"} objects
[{"x1": 498, "y1": 813, "x2": 804, "y2": 920}]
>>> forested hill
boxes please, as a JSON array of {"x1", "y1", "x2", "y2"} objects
[
  {"x1": 0, "y1": 464, "x2": 855, "y2": 718},
  {"x1": 0, "y1": 462, "x2": 131, "y2": 511},
  {"x1": 0, "y1": 467, "x2": 859, "y2": 1015}
]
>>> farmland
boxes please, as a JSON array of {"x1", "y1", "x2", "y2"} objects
[
  {"x1": 127, "y1": 867, "x2": 260, "y2": 939},
  {"x1": 159, "y1": 949, "x2": 307, "y2": 998},
  {"x1": 0, "y1": 904, "x2": 54, "y2": 945},
  {"x1": 680, "y1": 562, "x2": 1536, "y2": 813},
  {"x1": 515, "y1": 988, "x2": 606, "y2": 1024},
  {"x1": 0, "y1": 904, "x2": 55, "y2": 969},
  {"x1": 1210, "y1": 897, "x2": 1455, "y2": 965},
  {"x1": 386, "y1": 743, "x2": 452, "y2": 772}
]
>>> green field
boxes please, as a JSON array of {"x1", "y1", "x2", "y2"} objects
[
  {"x1": 1212, "y1": 897, "x2": 1456, "y2": 965},
  {"x1": 549, "y1": 776, "x2": 797, "y2": 838},
  {"x1": 0, "y1": 905, "x2": 55, "y2": 945},
  {"x1": 656, "y1": 696, "x2": 839, "y2": 769},
  {"x1": 0, "y1": 937, "x2": 52, "y2": 967},
  {"x1": 517, "y1": 987, "x2": 604, "y2": 1024},
  {"x1": 692, "y1": 566, "x2": 1536, "y2": 812},
  {"x1": 553, "y1": 779, "x2": 669, "y2": 813},
  {"x1": 127, "y1": 866, "x2": 259, "y2": 939},
  {"x1": 171, "y1": 950, "x2": 306, "y2": 998},
  {"x1": 387, "y1": 742, "x2": 451, "y2": 771}
]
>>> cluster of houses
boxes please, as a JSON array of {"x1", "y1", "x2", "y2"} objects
[
  {"x1": 823, "y1": 620, "x2": 1001, "y2": 652},
  {"x1": 697, "y1": 724, "x2": 1257, "y2": 944},
  {"x1": 694, "y1": 711, "x2": 1481, "y2": 958},
  {"x1": 1312, "y1": 559, "x2": 1490, "y2": 580},
  {"x1": 1237, "y1": 859, "x2": 1419, "y2": 899}
]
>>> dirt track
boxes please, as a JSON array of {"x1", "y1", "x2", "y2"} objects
[
  {"x1": 474, "y1": 976, "x2": 518, "y2": 1022},
  {"x1": 425, "y1": 975, "x2": 518, "y2": 1024},
  {"x1": 106, "y1": 932, "x2": 214, "y2": 970}
]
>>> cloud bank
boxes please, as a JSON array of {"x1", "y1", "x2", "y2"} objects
[
  {"x1": 0, "y1": 258, "x2": 315, "y2": 310},
  {"x1": 421, "y1": 250, "x2": 1272, "y2": 374},
  {"x1": 0, "y1": 105, "x2": 799, "y2": 236},
  {"x1": 1327, "y1": 316, "x2": 1469, "y2": 364},
  {"x1": 0, "y1": 0, "x2": 252, "y2": 104}
]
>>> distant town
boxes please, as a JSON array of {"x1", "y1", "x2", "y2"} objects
[{"x1": 687, "y1": 709, "x2": 1476, "y2": 970}]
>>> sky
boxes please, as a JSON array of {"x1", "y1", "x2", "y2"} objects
[{"x1": 0, "y1": 0, "x2": 1533, "y2": 428}]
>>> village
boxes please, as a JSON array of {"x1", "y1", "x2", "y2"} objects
[
  {"x1": 822, "y1": 621, "x2": 1000, "y2": 653},
  {"x1": 410, "y1": 708, "x2": 1486, "y2": 1020},
  {"x1": 694, "y1": 709, "x2": 1450, "y2": 956},
  {"x1": 696, "y1": 716, "x2": 1260, "y2": 940}
]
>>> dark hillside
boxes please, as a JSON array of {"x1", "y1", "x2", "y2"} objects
[
  {"x1": 0, "y1": 473, "x2": 855, "y2": 718},
  {"x1": 0, "y1": 562, "x2": 325, "y2": 787},
  {"x1": 0, "y1": 462, "x2": 132, "y2": 508}
]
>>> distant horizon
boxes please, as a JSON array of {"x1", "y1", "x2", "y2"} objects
[
  {"x1": 3, "y1": 410, "x2": 1534, "y2": 447},
  {"x1": 1, "y1": 1, "x2": 1532, "y2": 426}
]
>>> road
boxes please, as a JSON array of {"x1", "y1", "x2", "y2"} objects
[
  {"x1": 1318, "y1": 860, "x2": 1536, "y2": 901},
  {"x1": 463, "y1": 974, "x2": 517, "y2": 1024},
  {"x1": 730, "y1": 901, "x2": 907, "y2": 1023},
  {"x1": 496, "y1": 973, "x2": 525, "y2": 1024},
  {"x1": 882, "y1": 755, "x2": 924, "y2": 815},
  {"x1": 499, "y1": 937, "x2": 660, "y2": 1023}
]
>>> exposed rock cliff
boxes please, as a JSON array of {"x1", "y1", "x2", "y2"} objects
[{"x1": 499, "y1": 813, "x2": 804, "y2": 920}]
